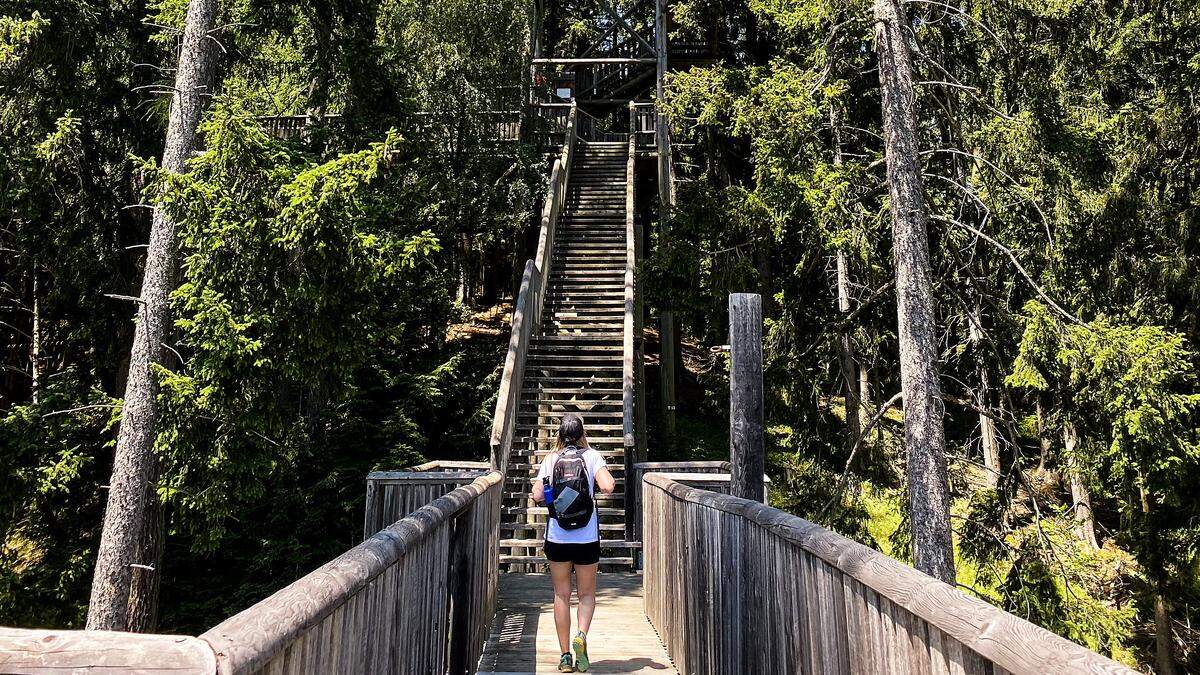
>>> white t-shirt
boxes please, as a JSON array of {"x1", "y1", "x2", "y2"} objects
[{"x1": 536, "y1": 447, "x2": 608, "y2": 544}]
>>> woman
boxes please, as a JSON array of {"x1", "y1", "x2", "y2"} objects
[{"x1": 533, "y1": 413, "x2": 616, "y2": 672}]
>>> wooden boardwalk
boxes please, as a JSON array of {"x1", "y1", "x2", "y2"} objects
[{"x1": 476, "y1": 574, "x2": 676, "y2": 674}]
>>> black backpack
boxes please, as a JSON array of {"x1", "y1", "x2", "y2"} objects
[{"x1": 549, "y1": 446, "x2": 594, "y2": 530}]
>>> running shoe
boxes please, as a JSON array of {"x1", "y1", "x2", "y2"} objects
[
  {"x1": 572, "y1": 631, "x2": 590, "y2": 672},
  {"x1": 558, "y1": 652, "x2": 574, "y2": 672}
]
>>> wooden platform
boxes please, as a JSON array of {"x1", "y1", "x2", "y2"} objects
[{"x1": 476, "y1": 573, "x2": 676, "y2": 674}]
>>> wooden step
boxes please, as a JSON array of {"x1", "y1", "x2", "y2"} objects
[
  {"x1": 532, "y1": 334, "x2": 623, "y2": 342},
  {"x1": 545, "y1": 306, "x2": 626, "y2": 314},
  {"x1": 505, "y1": 477, "x2": 626, "y2": 488},
  {"x1": 507, "y1": 462, "x2": 626, "y2": 472},
  {"x1": 504, "y1": 492, "x2": 624, "y2": 503},
  {"x1": 546, "y1": 314, "x2": 625, "y2": 320},
  {"x1": 510, "y1": 434, "x2": 623, "y2": 444},
  {"x1": 500, "y1": 538, "x2": 640, "y2": 548},
  {"x1": 504, "y1": 487, "x2": 624, "y2": 497},
  {"x1": 513, "y1": 444, "x2": 623, "y2": 453},
  {"x1": 517, "y1": 402, "x2": 623, "y2": 412},
  {"x1": 521, "y1": 387, "x2": 623, "y2": 394},
  {"x1": 515, "y1": 423, "x2": 624, "y2": 432},
  {"x1": 523, "y1": 376, "x2": 623, "y2": 384},
  {"x1": 509, "y1": 449, "x2": 625, "y2": 460},
  {"x1": 501, "y1": 522, "x2": 626, "y2": 532},
  {"x1": 504, "y1": 506, "x2": 624, "y2": 516},
  {"x1": 517, "y1": 411, "x2": 625, "y2": 420},
  {"x1": 523, "y1": 363, "x2": 623, "y2": 371},
  {"x1": 545, "y1": 324, "x2": 625, "y2": 332},
  {"x1": 545, "y1": 280, "x2": 625, "y2": 287},
  {"x1": 509, "y1": 439, "x2": 625, "y2": 450},
  {"x1": 498, "y1": 555, "x2": 635, "y2": 566},
  {"x1": 534, "y1": 339, "x2": 621, "y2": 345}
]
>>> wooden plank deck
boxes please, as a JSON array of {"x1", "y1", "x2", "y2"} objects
[{"x1": 476, "y1": 573, "x2": 676, "y2": 674}]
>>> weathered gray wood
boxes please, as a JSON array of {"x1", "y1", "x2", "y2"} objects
[
  {"x1": 641, "y1": 473, "x2": 1139, "y2": 675},
  {"x1": 0, "y1": 629, "x2": 217, "y2": 673},
  {"x1": 728, "y1": 293, "x2": 765, "y2": 504},
  {"x1": 201, "y1": 471, "x2": 502, "y2": 674},
  {"x1": 364, "y1": 468, "x2": 489, "y2": 541},
  {"x1": 478, "y1": 574, "x2": 674, "y2": 674},
  {"x1": 532, "y1": 57, "x2": 656, "y2": 64},
  {"x1": 490, "y1": 260, "x2": 541, "y2": 473},
  {"x1": 623, "y1": 128, "x2": 638, "y2": 542}
]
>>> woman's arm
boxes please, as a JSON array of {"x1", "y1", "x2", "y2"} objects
[
  {"x1": 594, "y1": 465, "x2": 616, "y2": 494},
  {"x1": 533, "y1": 453, "x2": 554, "y2": 503}
]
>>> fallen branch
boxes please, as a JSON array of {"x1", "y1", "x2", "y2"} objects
[{"x1": 818, "y1": 391, "x2": 904, "y2": 519}]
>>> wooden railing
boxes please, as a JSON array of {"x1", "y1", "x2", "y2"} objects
[
  {"x1": 641, "y1": 474, "x2": 1138, "y2": 675},
  {"x1": 530, "y1": 103, "x2": 573, "y2": 149},
  {"x1": 490, "y1": 103, "x2": 578, "y2": 474},
  {"x1": 631, "y1": 102, "x2": 657, "y2": 149},
  {"x1": 622, "y1": 123, "x2": 639, "y2": 540},
  {"x1": 362, "y1": 461, "x2": 489, "y2": 539},
  {"x1": 627, "y1": 461, "x2": 770, "y2": 545},
  {"x1": 0, "y1": 471, "x2": 504, "y2": 674}
]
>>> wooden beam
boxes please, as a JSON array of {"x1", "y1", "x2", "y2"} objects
[
  {"x1": 729, "y1": 293, "x2": 764, "y2": 503},
  {"x1": 533, "y1": 58, "x2": 656, "y2": 65}
]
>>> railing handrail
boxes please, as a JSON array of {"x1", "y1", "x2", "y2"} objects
[
  {"x1": 0, "y1": 471, "x2": 504, "y2": 674},
  {"x1": 641, "y1": 474, "x2": 1138, "y2": 675},
  {"x1": 489, "y1": 260, "x2": 539, "y2": 472},
  {"x1": 622, "y1": 111, "x2": 637, "y2": 452},
  {"x1": 622, "y1": 107, "x2": 639, "y2": 541},
  {"x1": 0, "y1": 628, "x2": 217, "y2": 671},
  {"x1": 202, "y1": 470, "x2": 503, "y2": 673},
  {"x1": 491, "y1": 102, "x2": 577, "y2": 471}
]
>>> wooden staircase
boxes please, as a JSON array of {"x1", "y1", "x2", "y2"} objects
[{"x1": 498, "y1": 141, "x2": 640, "y2": 569}]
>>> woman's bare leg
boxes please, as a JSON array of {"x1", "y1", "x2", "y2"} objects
[
  {"x1": 549, "y1": 561, "x2": 574, "y2": 654},
  {"x1": 574, "y1": 563, "x2": 598, "y2": 634}
]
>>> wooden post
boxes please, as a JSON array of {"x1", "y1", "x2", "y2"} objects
[
  {"x1": 653, "y1": 0, "x2": 679, "y2": 448},
  {"x1": 446, "y1": 506, "x2": 473, "y2": 674},
  {"x1": 728, "y1": 293, "x2": 764, "y2": 503}
]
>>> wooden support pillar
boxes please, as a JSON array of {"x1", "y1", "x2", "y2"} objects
[
  {"x1": 729, "y1": 293, "x2": 764, "y2": 504},
  {"x1": 660, "y1": 311, "x2": 677, "y2": 444},
  {"x1": 653, "y1": 0, "x2": 677, "y2": 447}
]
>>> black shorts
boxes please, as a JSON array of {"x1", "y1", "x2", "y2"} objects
[{"x1": 544, "y1": 539, "x2": 600, "y2": 565}]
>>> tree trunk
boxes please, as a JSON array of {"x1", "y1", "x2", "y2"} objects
[
  {"x1": 859, "y1": 364, "x2": 872, "y2": 441},
  {"x1": 837, "y1": 253, "x2": 861, "y2": 454},
  {"x1": 969, "y1": 312, "x2": 1000, "y2": 488},
  {"x1": 873, "y1": 0, "x2": 955, "y2": 583},
  {"x1": 87, "y1": 0, "x2": 217, "y2": 631},
  {"x1": 1155, "y1": 589, "x2": 1178, "y2": 675},
  {"x1": 660, "y1": 310, "x2": 677, "y2": 446},
  {"x1": 30, "y1": 267, "x2": 41, "y2": 404},
  {"x1": 1062, "y1": 422, "x2": 1099, "y2": 550},
  {"x1": 1035, "y1": 399, "x2": 1050, "y2": 473},
  {"x1": 125, "y1": 461, "x2": 164, "y2": 632},
  {"x1": 831, "y1": 110, "x2": 861, "y2": 456}
]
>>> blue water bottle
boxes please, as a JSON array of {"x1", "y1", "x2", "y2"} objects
[{"x1": 542, "y1": 477, "x2": 554, "y2": 507}]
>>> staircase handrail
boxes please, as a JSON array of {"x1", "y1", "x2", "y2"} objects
[
  {"x1": 492, "y1": 102, "x2": 577, "y2": 473},
  {"x1": 534, "y1": 102, "x2": 577, "y2": 300},
  {"x1": 623, "y1": 107, "x2": 639, "y2": 540}
]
